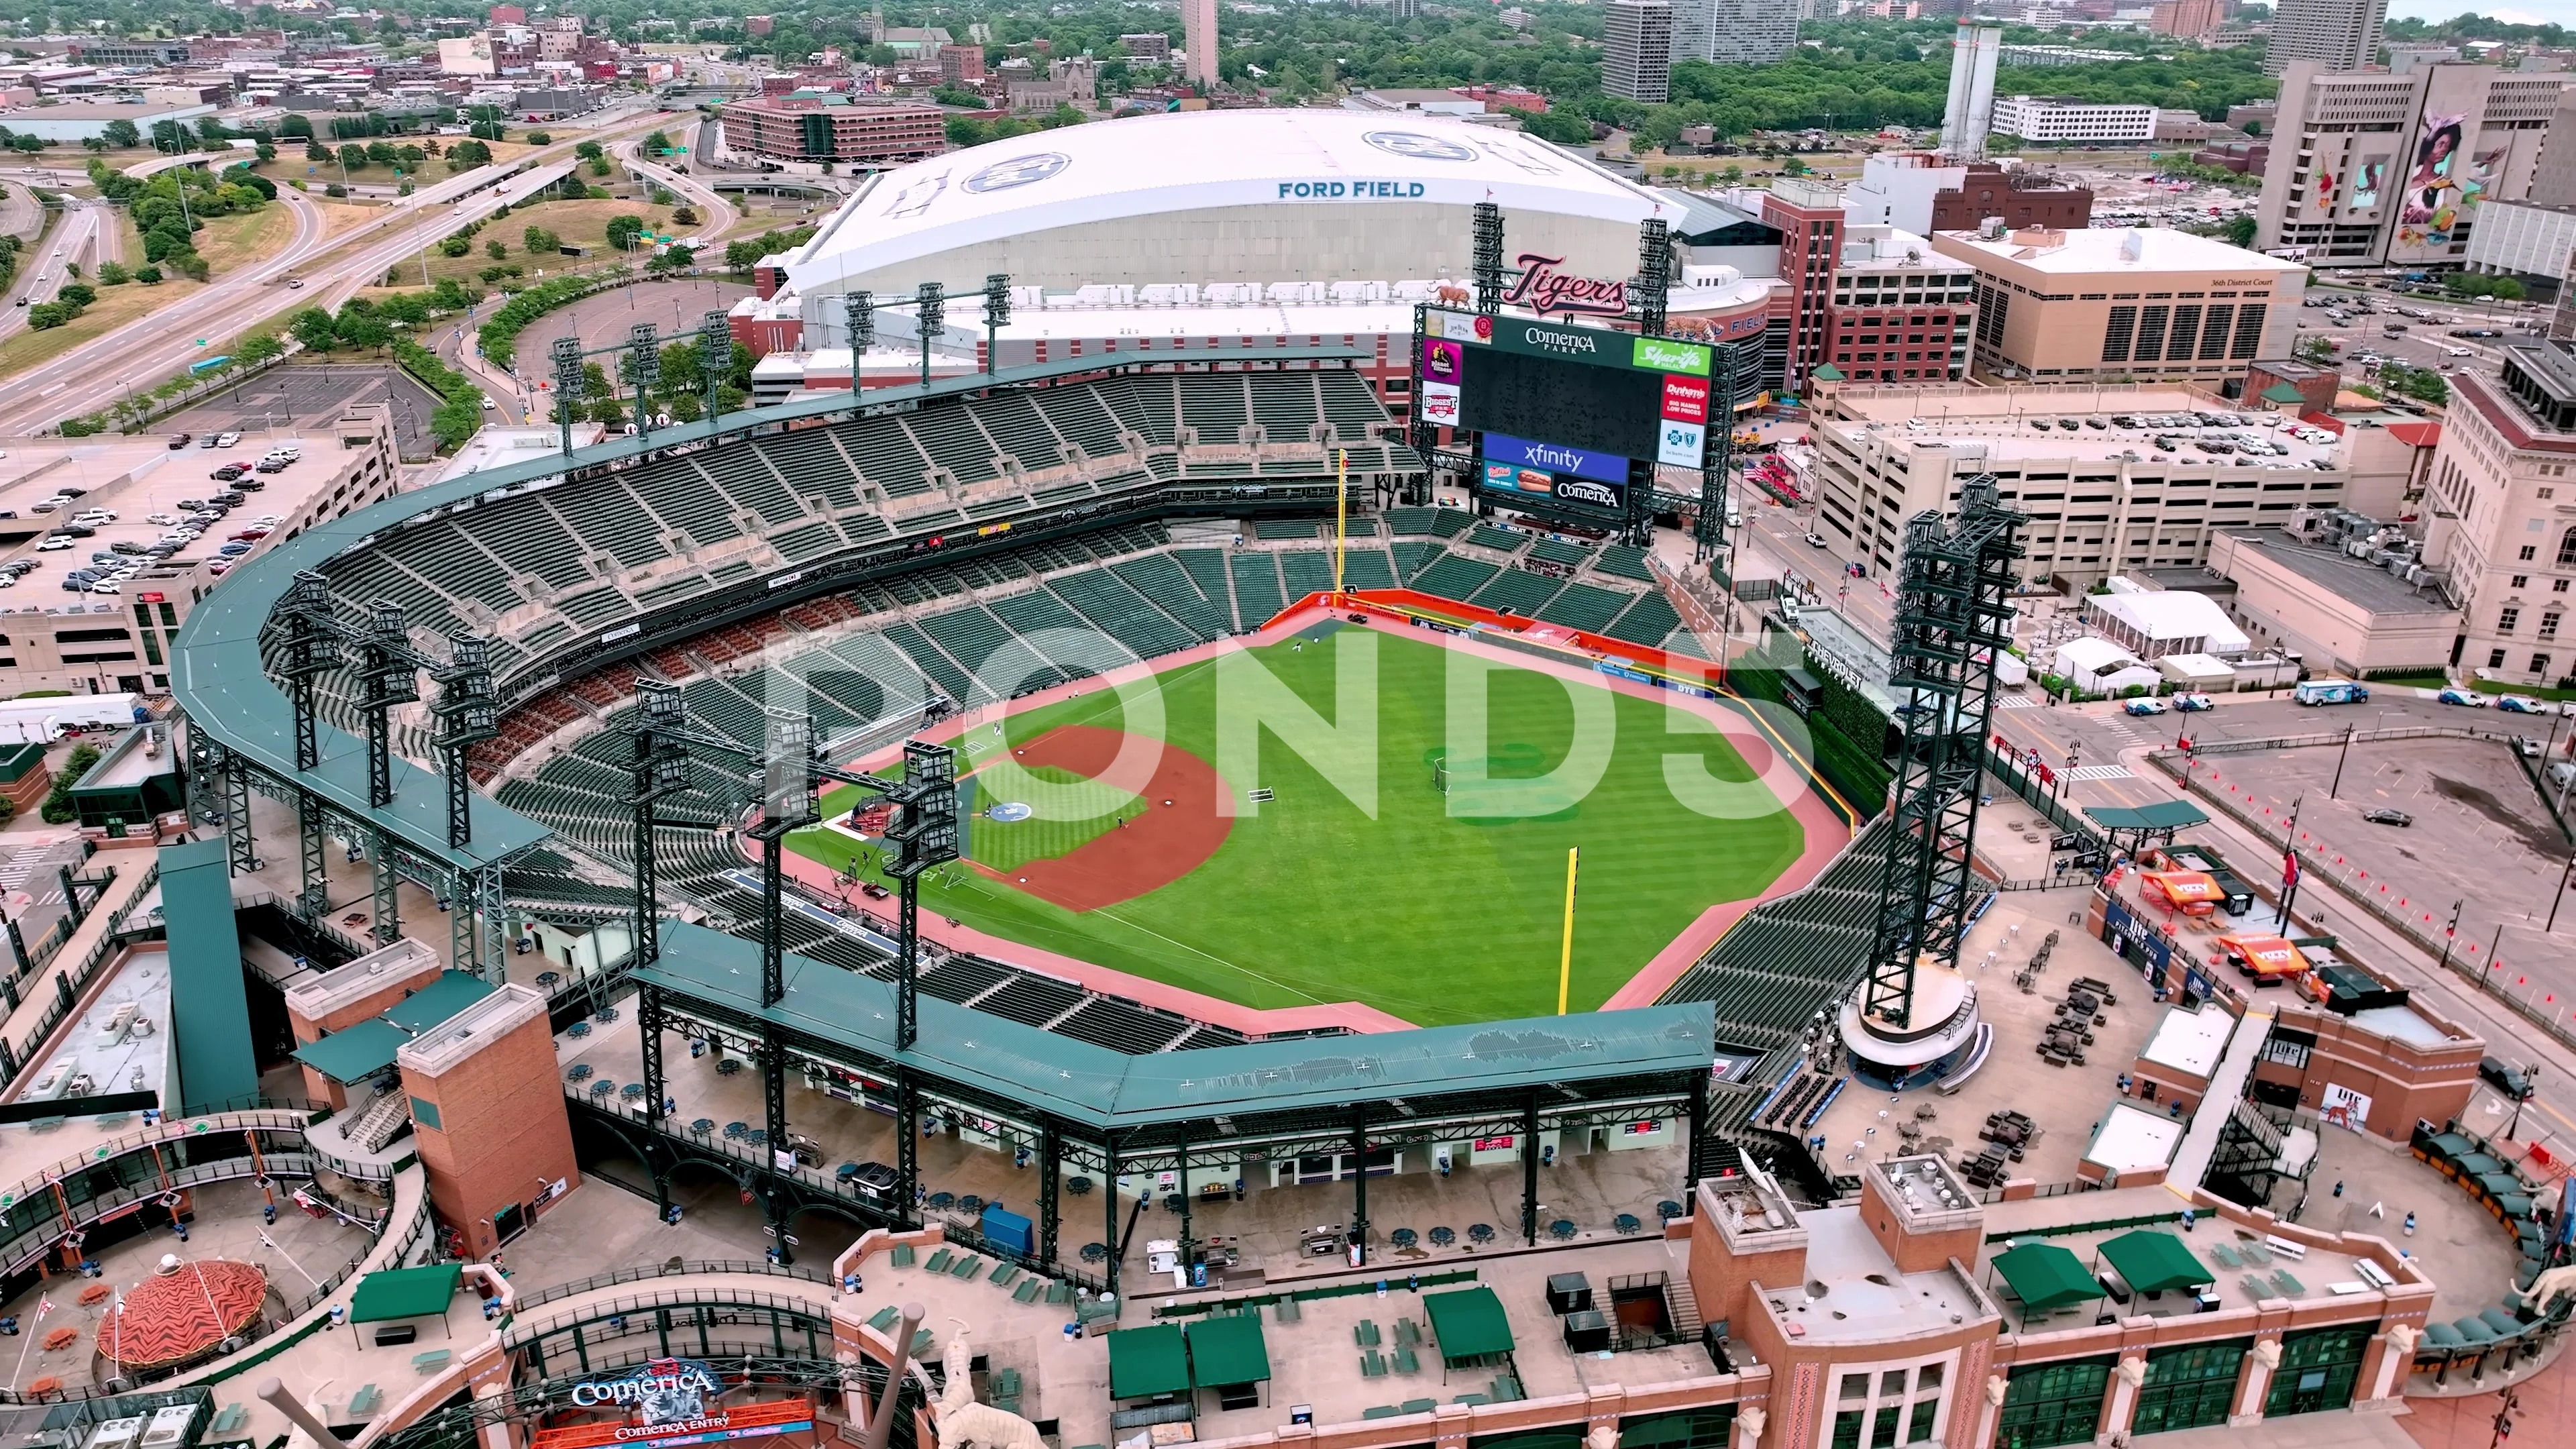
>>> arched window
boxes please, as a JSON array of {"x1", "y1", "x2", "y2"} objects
[{"x1": 2557, "y1": 525, "x2": 2576, "y2": 569}]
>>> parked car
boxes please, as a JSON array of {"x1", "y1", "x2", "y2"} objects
[
  {"x1": 210, "y1": 464, "x2": 248, "y2": 481},
  {"x1": 166, "y1": 433, "x2": 192, "y2": 449},
  {"x1": 2123, "y1": 698, "x2": 2169, "y2": 716},
  {"x1": 2362, "y1": 807, "x2": 2414, "y2": 826},
  {"x1": 2171, "y1": 693, "x2": 2212, "y2": 711},
  {"x1": 2436, "y1": 686, "x2": 2489, "y2": 707},
  {"x1": 213, "y1": 432, "x2": 240, "y2": 447},
  {"x1": 2496, "y1": 695, "x2": 2554, "y2": 714}
]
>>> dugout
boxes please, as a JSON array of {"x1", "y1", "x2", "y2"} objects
[{"x1": 625, "y1": 923, "x2": 1717, "y2": 1293}]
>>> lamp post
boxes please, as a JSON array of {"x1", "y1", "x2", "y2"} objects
[
  {"x1": 2551, "y1": 852, "x2": 2576, "y2": 934},
  {"x1": 2328, "y1": 723, "x2": 2355, "y2": 799},
  {"x1": 2437, "y1": 898, "x2": 2464, "y2": 973},
  {"x1": 2511, "y1": 1067, "x2": 2540, "y2": 1142}
]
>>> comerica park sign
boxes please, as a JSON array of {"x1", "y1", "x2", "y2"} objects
[{"x1": 570, "y1": 1359, "x2": 725, "y2": 1420}]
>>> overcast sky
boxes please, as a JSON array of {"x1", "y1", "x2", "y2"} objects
[{"x1": 2381, "y1": 0, "x2": 2576, "y2": 23}]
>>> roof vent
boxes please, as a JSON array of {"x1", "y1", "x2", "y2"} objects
[{"x1": 2121, "y1": 231, "x2": 2145, "y2": 262}]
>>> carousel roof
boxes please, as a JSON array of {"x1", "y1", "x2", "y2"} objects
[{"x1": 96, "y1": 1258, "x2": 268, "y2": 1370}]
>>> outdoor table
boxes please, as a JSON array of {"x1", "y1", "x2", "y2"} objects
[
  {"x1": 1656, "y1": 1200, "x2": 1684, "y2": 1220},
  {"x1": 1067, "y1": 1177, "x2": 1093, "y2": 1195},
  {"x1": 724, "y1": 1121, "x2": 749, "y2": 1138},
  {"x1": 1613, "y1": 1214, "x2": 1640, "y2": 1234},
  {"x1": 590, "y1": 1079, "x2": 616, "y2": 1097},
  {"x1": 566, "y1": 1064, "x2": 592, "y2": 1081},
  {"x1": 1080, "y1": 1242, "x2": 1107, "y2": 1262},
  {"x1": 1548, "y1": 1220, "x2": 1576, "y2": 1241},
  {"x1": 1390, "y1": 1228, "x2": 1418, "y2": 1249},
  {"x1": 1467, "y1": 1224, "x2": 1495, "y2": 1245},
  {"x1": 1428, "y1": 1226, "x2": 1456, "y2": 1246},
  {"x1": 691, "y1": 1119, "x2": 715, "y2": 1136}
]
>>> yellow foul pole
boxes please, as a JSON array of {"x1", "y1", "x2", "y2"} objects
[
  {"x1": 1334, "y1": 448, "x2": 1348, "y2": 602},
  {"x1": 1557, "y1": 846, "x2": 1578, "y2": 1015}
]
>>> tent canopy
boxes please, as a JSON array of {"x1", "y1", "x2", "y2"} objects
[
  {"x1": 2087, "y1": 802, "x2": 2210, "y2": 830},
  {"x1": 1993, "y1": 1242, "x2": 2097, "y2": 1313},
  {"x1": 1424, "y1": 1286, "x2": 1515, "y2": 1362},
  {"x1": 1187, "y1": 1311, "x2": 1271, "y2": 1387},
  {"x1": 290, "y1": 1018, "x2": 410, "y2": 1086},
  {"x1": 349, "y1": 1263, "x2": 462, "y2": 1324},
  {"x1": 1108, "y1": 1324, "x2": 1190, "y2": 1399},
  {"x1": 2098, "y1": 1232, "x2": 2212, "y2": 1293}
]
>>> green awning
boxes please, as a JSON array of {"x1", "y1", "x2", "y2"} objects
[
  {"x1": 1424, "y1": 1285, "x2": 1515, "y2": 1362},
  {"x1": 1107, "y1": 1324, "x2": 1189, "y2": 1399},
  {"x1": 384, "y1": 970, "x2": 497, "y2": 1032},
  {"x1": 2086, "y1": 802, "x2": 2210, "y2": 830},
  {"x1": 1188, "y1": 1311, "x2": 1270, "y2": 1387},
  {"x1": 2097, "y1": 1232, "x2": 2212, "y2": 1293},
  {"x1": 349, "y1": 1263, "x2": 462, "y2": 1324},
  {"x1": 2260, "y1": 382, "x2": 2309, "y2": 405},
  {"x1": 290, "y1": 1018, "x2": 411, "y2": 1085},
  {"x1": 1993, "y1": 1242, "x2": 2098, "y2": 1313},
  {"x1": 1809, "y1": 363, "x2": 1845, "y2": 382}
]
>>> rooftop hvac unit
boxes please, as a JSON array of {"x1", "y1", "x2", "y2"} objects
[
  {"x1": 1978, "y1": 217, "x2": 2006, "y2": 240},
  {"x1": 140, "y1": 1407, "x2": 196, "y2": 1449},
  {"x1": 85, "y1": 1418, "x2": 146, "y2": 1449}
]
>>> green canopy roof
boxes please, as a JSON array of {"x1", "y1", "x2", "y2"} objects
[
  {"x1": 1993, "y1": 1242, "x2": 2098, "y2": 1313},
  {"x1": 348, "y1": 1262, "x2": 462, "y2": 1324},
  {"x1": 385, "y1": 970, "x2": 497, "y2": 1032},
  {"x1": 2260, "y1": 382, "x2": 2309, "y2": 405},
  {"x1": 1108, "y1": 1324, "x2": 1189, "y2": 1399},
  {"x1": 1188, "y1": 1312, "x2": 1271, "y2": 1387},
  {"x1": 289, "y1": 1018, "x2": 411, "y2": 1085},
  {"x1": 2086, "y1": 802, "x2": 2210, "y2": 830},
  {"x1": 2098, "y1": 1231, "x2": 2212, "y2": 1293},
  {"x1": 1424, "y1": 1286, "x2": 1515, "y2": 1362},
  {"x1": 1809, "y1": 363, "x2": 1845, "y2": 382}
]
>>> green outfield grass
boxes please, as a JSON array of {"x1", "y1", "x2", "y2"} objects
[{"x1": 790, "y1": 631, "x2": 1809, "y2": 1026}]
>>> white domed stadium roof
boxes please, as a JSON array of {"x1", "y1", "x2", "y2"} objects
[{"x1": 786, "y1": 108, "x2": 1674, "y2": 295}]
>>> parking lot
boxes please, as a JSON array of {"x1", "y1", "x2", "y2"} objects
[{"x1": 164, "y1": 362, "x2": 443, "y2": 460}]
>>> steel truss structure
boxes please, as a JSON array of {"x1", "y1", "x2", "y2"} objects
[{"x1": 1863, "y1": 476, "x2": 2025, "y2": 1026}]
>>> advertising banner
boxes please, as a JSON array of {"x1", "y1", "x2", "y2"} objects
[
  {"x1": 1483, "y1": 430, "x2": 1628, "y2": 484},
  {"x1": 1419, "y1": 381, "x2": 1460, "y2": 427},
  {"x1": 1660, "y1": 374, "x2": 1711, "y2": 426},
  {"x1": 1482, "y1": 462, "x2": 1625, "y2": 513},
  {"x1": 1656, "y1": 418, "x2": 1707, "y2": 469}
]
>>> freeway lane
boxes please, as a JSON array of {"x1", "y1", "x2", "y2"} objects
[
  {"x1": 0, "y1": 113, "x2": 686, "y2": 434},
  {"x1": 0, "y1": 203, "x2": 109, "y2": 347}
]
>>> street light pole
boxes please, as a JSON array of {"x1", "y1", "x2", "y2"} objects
[
  {"x1": 2551, "y1": 852, "x2": 2576, "y2": 934},
  {"x1": 2437, "y1": 898, "x2": 2464, "y2": 973},
  {"x1": 2328, "y1": 723, "x2": 2355, "y2": 799},
  {"x1": 2511, "y1": 1067, "x2": 2540, "y2": 1141}
]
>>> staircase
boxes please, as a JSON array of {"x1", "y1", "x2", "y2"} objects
[
  {"x1": 1662, "y1": 1277, "x2": 1703, "y2": 1340},
  {"x1": 342, "y1": 1088, "x2": 415, "y2": 1153}
]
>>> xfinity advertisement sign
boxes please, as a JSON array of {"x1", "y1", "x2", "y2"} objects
[{"x1": 1482, "y1": 431, "x2": 1627, "y2": 484}]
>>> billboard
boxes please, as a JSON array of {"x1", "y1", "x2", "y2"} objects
[
  {"x1": 2396, "y1": 110, "x2": 2469, "y2": 254},
  {"x1": 1420, "y1": 307, "x2": 1722, "y2": 517}
]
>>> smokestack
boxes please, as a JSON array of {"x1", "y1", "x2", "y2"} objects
[{"x1": 1939, "y1": 25, "x2": 2001, "y2": 164}]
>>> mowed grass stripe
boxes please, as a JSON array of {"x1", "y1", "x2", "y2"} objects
[{"x1": 792, "y1": 632, "x2": 1805, "y2": 1026}]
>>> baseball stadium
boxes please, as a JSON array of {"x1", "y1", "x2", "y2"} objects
[{"x1": 54, "y1": 158, "x2": 2483, "y2": 1449}]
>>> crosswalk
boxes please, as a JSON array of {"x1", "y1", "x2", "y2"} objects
[
  {"x1": 2065, "y1": 763, "x2": 2135, "y2": 782},
  {"x1": 1994, "y1": 694, "x2": 2039, "y2": 710}
]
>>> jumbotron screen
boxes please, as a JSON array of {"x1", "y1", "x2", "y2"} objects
[{"x1": 1452, "y1": 345, "x2": 1667, "y2": 459}]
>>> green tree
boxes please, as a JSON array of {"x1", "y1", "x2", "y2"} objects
[
  {"x1": 25, "y1": 301, "x2": 72, "y2": 329},
  {"x1": 289, "y1": 306, "x2": 338, "y2": 352},
  {"x1": 523, "y1": 225, "x2": 561, "y2": 254},
  {"x1": 526, "y1": 131, "x2": 552, "y2": 145},
  {"x1": 604, "y1": 213, "x2": 648, "y2": 251},
  {"x1": 1518, "y1": 109, "x2": 1592, "y2": 146},
  {"x1": 485, "y1": 238, "x2": 506, "y2": 260},
  {"x1": 56, "y1": 283, "x2": 93, "y2": 307},
  {"x1": 2221, "y1": 215, "x2": 2255, "y2": 248},
  {"x1": 40, "y1": 744, "x2": 101, "y2": 823},
  {"x1": 100, "y1": 119, "x2": 140, "y2": 149},
  {"x1": 96, "y1": 261, "x2": 127, "y2": 286},
  {"x1": 281, "y1": 113, "x2": 315, "y2": 140},
  {"x1": 339, "y1": 142, "x2": 366, "y2": 172},
  {"x1": 446, "y1": 139, "x2": 493, "y2": 170},
  {"x1": 574, "y1": 140, "x2": 604, "y2": 160}
]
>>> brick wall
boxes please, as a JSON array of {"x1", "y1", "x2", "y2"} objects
[{"x1": 401, "y1": 1002, "x2": 580, "y2": 1256}]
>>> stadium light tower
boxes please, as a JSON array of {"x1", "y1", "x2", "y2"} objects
[
  {"x1": 1839, "y1": 476, "x2": 2023, "y2": 1089},
  {"x1": 982, "y1": 273, "x2": 1011, "y2": 374},
  {"x1": 915, "y1": 281, "x2": 945, "y2": 388},
  {"x1": 844, "y1": 290, "x2": 873, "y2": 394},
  {"x1": 699, "y1": 309, "x2": 731, "y2": 424},
  {"x1": 551, "y1": 335, "x2": 585, "y2": 456},
  {"x1": 627, "y1": 322, "x2": 661, "y2": 442}
]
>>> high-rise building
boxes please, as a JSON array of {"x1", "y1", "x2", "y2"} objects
[
  {"x1": 2254, "y1": 60, "x2": 2566, "y2": 266},
  {"x1": 1181, "y1": 0, "x2": 1217, "y2": 89},
  {"x1": 1761, "y1": 176, "x2": 1845, "y2": 388},
  {"x1": 1697, "y1": 0, "x2": 1798, "y2": 65},
  {"x1": 1938, "y1": 25, "x2": 2000, "y2": 162},
  {"x1": 2149, "y1": 0, "x2": 2222, "y2": 38},
  {"x1": 2529, "y1": 85, "x2": 2576, "y2": 209},
  {"x1": 2264, "y1": 0, "x2": 2390, "y2": 76},
  {"x1": 2422, "y1": 341, "x2": 2576, "y2": 688},
  {"x1": 1601, "y1": 0, "x2": 1674, "y2": 104}
]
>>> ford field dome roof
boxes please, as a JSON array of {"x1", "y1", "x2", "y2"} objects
[{"x1": 785, "y1": 108, "x2": 1673, "y2": 295}]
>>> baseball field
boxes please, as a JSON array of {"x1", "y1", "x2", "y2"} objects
[{"x1": 788, "y1": 628, "x2": 1813, "y2": 1026}]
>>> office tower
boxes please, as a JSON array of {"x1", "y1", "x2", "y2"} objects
[
  {"x1": 2265, "y1": 0, "x2": 2390, "y2": 76},
  {"x1": 1603, "y1": 0, "x2": 1674, "y2": 104},
  {"x1": 1707, "y1": 0, "x2": 1799, "y2": 64}
]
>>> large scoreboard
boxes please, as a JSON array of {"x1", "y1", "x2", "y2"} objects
[{"x1": 1415, "y1": 308, "x2": 1719, "y2": 522}]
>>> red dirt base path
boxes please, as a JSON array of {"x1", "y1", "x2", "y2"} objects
[{"x1": 967, "y1": 724, "x2": 1232, "y2": 911}]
